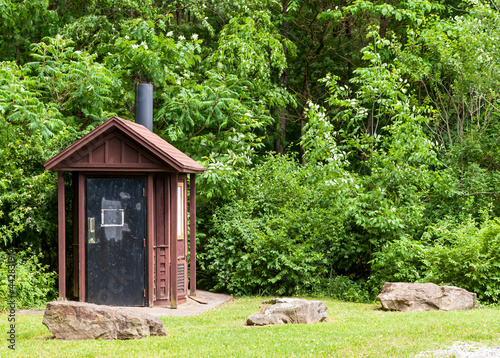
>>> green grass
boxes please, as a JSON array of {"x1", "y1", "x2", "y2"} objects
[{"x1": 1, "y1": 297, "x2": 500, "y2": 357}]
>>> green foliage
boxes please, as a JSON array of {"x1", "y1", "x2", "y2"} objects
[
  {"x1": 0, "y1": 0, "x2": 60, "y2": 62},
  {"x1": 108, "y1": 18, "x2": 201, "y2": 88},
  {"x1": 315, "y1": 275, "x2": 373, "y2": 303},
  {"x1": 394, "y1": 1, "x2": 500, "y2": 216},
  {"x1": 0, "y1": 61, "x2": 63, "y2": 137},
  {"x1": 199, "y1": 150, "x2": 437, "y2": 296},
  {"x1": 199, "y1": 155, "x2": 339, "y2": 295},
  {"x1": 210, "y1": 11, "x2": 294, "y2": 89},
  {"x1": 369, "y1": 235, "x2": 427, "y2": 284},
  {"x1": 0, "y1": 130, "x2": 57, "y2": 246},
  {"x1": 29, "y1": 35, "x2": 120, "y2": 124},
  {"x1": 1, "y1": 0, "x2": 500, "y2": 303},
  {"x1": 0, "y1": 249, "x2": 57, "y2": 310},
  {"x1": 422, "y1": 217, "x2": 500, "y2": 302},
  {"x1": 371, "y1": 217, "x2": 500, "y2": 303}
]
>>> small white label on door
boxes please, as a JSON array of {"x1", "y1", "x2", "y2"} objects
[{"x1": 101, "y1": 209, "x2": 125, "y2": 227}]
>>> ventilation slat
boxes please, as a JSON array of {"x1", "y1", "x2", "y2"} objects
[{"x1": 177, "y1": 263, "x2": 185, "y2": 293}]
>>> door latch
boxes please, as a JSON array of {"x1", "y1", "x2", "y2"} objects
[{"x1": 88, "y1": 217, "x2": 96, "y2": 244}]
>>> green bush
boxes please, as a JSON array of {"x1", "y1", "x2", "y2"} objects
[
  {"x1": 0, "y1": 249, "x2": 57, "y2": 310},
  {"x1": 199, "y1": 146, "x2": 494, "y2": 299},
  {"x1": 369, "y1": 235, "x2": 427, "y2": 287},
  {"x1": 422, "y1": 218, "x2": 500, "y2": 302},
  {"x1": 198, "y1": 154, "x2": 432, "y2": 296},
  {"x1": 369, "y1": 218, "x2": 500, "y2": 303},
  {"x1": 199, "y1": 156, "x2": 344, "y2": 296},
  {"x1": 315, "y1": 275, "x2": 373, "y2": 303}
]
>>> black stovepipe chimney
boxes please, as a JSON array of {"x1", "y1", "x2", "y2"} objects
[{"x1": 135, "y1": 83, "x2": 153, "y2": 132}]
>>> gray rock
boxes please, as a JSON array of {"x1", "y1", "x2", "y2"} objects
[
  {"x1": 246, "y1": 298, "x2": 327, "y2": 326},
  {"x1": 377, "y1": 282, "x2": 479, "y2": 312},
  {"x1": 42, "y1": 301, "x2": 167, "y2": 340}
]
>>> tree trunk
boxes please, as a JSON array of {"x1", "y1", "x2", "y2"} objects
[
  {"x1": 379, "y1": 15, "x2": 389, "y2": 38},
  {"x1": 176, "y1": 4, "x2": 182, "y2": 26}
]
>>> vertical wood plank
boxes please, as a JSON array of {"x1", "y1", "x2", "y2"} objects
[
  {"x1": 156, "y1": 176, "x2": 165, "y2": 246},
  {"x1": 78, "y1": 173, "x2": 85, "y2": 302},
  {"x1": 147, "y1": 174, "x2": 155, "y2": 307},
  {"x1": 155, "y1": 175, "x2": 161, "y2": 301},
  {"x1": 165, "y1": 175, "x2": 170, "y2": 301},
  {"x1": 189, "y1": 174, "x2": 197, "y2": 297},
  {"x1": 72, "y1": 172, "x2": 79, "y2": 298},
  {"x1": 58, "y1": 172, "x2": 66, "y2": 299},
  {"x1": 170, "y1": 172, "x2": 178, "y2": 308}
]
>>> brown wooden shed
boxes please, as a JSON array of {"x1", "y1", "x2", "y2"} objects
[{"x1": 44, "y1": 116, "x2": 206, "y2": 308}]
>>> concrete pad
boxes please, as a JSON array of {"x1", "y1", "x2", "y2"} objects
[
  {"x1": 17, "y1": 290, "x2": 233, "y2": 317},
  {"x1": 123, "y1": 290, "x2": 233, "y2": 317}
]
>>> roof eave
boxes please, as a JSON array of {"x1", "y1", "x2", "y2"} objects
[
  {"x1": 44, "y1": 118, "x2": 119, "y2": 171},
  {"x1": 44, "y1": 117, "x2": 208, "y2": 174}
]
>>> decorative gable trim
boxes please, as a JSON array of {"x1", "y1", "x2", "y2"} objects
[
  {"x1": 54, "y1": 132, "x2": 168, "y2": 171},
  {"x1": 45, "y1": 117, "x2": 206, "y2": 173}
]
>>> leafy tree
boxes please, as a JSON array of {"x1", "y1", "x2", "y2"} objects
[{"x1": 2, "y1": 0, "x2": 500, "y2": 304}]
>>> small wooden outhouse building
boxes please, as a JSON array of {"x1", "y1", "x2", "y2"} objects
[{"x1": 44, "y1": 115, "x2": 206, "y2": 308}]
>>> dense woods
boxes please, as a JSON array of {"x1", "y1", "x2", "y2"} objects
[{"x1": 2, "y1": 0, "x2": 500, "y2": 307}]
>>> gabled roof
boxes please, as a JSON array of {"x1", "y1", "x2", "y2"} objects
[{"x1": 44, "y1": 116, "x2": 206, "y2": 174}]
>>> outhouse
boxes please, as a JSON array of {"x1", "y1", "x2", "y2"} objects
[{"x1": 44, "y1": 84, "x2": 206, "y2": 308}]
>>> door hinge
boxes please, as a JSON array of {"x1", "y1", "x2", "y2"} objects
[
  {"x1": 143, "y1": 188, "x2": 145, "y2": 197},
  {"x1": 143, "y1": 239, "x2": 146, "y2": 248},
  {"x1": 143, "y1": 289, "x2": 146, "y2": 297}
]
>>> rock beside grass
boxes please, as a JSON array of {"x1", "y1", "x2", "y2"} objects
[
  {"x1": 246, "y1": 298, "x2": 327, "y2": 326},
  {"x1": 377, "y1": 282, "x2": 479, "y2": 312},
  {"x1": 42, "y1": 301, "x2": 166, "y2": 340}
]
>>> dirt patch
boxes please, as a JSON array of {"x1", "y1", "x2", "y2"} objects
[{"x1": 416, "y1": 342, "x2": 500, "y2": 357}]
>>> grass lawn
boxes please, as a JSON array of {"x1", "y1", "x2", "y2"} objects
[{"x1": 1, "y1": 297, "x2": 500, "y2": 357}]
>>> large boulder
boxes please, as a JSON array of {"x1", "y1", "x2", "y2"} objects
[
  {"x1": 377, "y1": 282, "x2": 479, "y2": 312},
  {"x1": 42, "y1": 301, "x2": 167, "y2": 340},
  {"x1": 246, "y1": 298, "x2": 327, "y2": 326}
]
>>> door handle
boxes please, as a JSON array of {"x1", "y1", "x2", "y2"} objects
[{"x1": 88, "y1": 217, "x2": 96, "y2": 243}]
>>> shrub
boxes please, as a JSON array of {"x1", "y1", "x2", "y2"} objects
[
  {"x1": 315, "y1": 275, "x2": 373, "y2": 303},
  {"x1": 422, "y1": 218, "x2": 500, "y2": 302},
  {"x1": 198, "y1": 154, "x2": 431, "y2": 296},
  {"x1": 369, "y1": 235, "x2": 427, "y2": 287},
  {"x1": 369, "y1": 218, "x2": 500, "y2": 303},
  {"x1": 198, "y1": 155, "x2": 348, "y2": 295},
  {"x1": 0, "y1": 249, "x2": 57, "y2": 310}
]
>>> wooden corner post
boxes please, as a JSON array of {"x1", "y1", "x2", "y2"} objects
[
  {"x1": 57, "y1": 172, "x2": 66, "y2": 300},
  {"x1": 78, "y1": 173, "x2": 85, "y2": 302},
  {"x1": 147, "y1": 174, "x2": 155, "y2": 307},
  {"x1": 189, "y1": 174, "x2": 197, "y2": 297},
  {"x1": 72, "y1": 172, "x2": 79, "y2": 298},
  {"x1": 170, "y1": 172, "x2": 178, "y2": 308}
]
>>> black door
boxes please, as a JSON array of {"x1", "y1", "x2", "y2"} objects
[{"x1": 85, "y1": 177, "x2": 146, "y2": 306}]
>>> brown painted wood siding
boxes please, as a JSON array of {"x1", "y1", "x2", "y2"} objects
[
  {"x1": 153, "y1": 174, "x2": 188, "y2": 305},
  {"x1": 72, "y1": 172, "x2": 79, "y2": 299},
  {"x1": 170, "y1": 172, "x2": 178, "y2": 308},
  {"x1": 78, "y1": 172, "x2": 85, "y2": 302},
  {"x1": 154, "y1": 174, "x2": 170, "y2": 301},
  {"x1": 57, "y1": 133, "x2": 169, "y2": 171},
  {"x1": 177, "y1": 175, "x2": 188, "y2": 298},
  {"x1": 57, "y1": 172, "x2": 66, "y2": 299}
]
